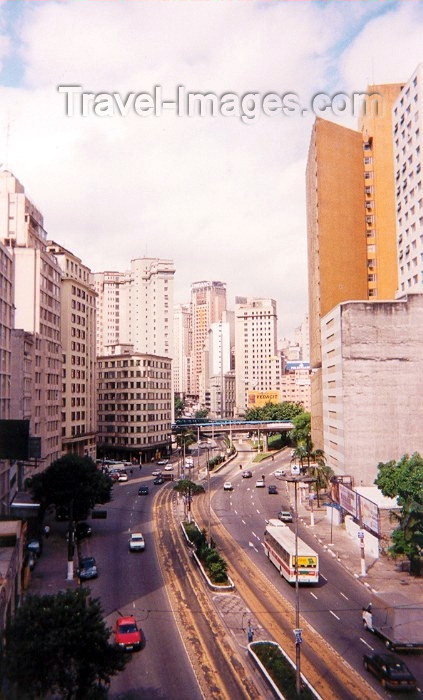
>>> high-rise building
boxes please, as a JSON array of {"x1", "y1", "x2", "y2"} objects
[
  {"x1": 92, "y1": 258, "x2": 175, "y2": 358},
  {"x1": 190, "y1": 281, "x2": 227, "y2": 400},
  {"x1": 46, "y1": 242, "x2": 97, "y2": 460},
  {"x1": 306, "y1": 83, "x2": 403, "y2": 448},
  {"x1": 173, "y1": 303, "x2": 192, "y2": 397},
  {"x1": 234, "y1": 297, "x2": 278, "y2": 414},
  {"x1": 0, "y1": 242, "x2": 13, "y2": 513},
  {"x1": 393, "y1": 64, "x2": 423, "y2": 295},
  {"x1": 0, "y1": 171, "x2": 62, "y2": 475}
]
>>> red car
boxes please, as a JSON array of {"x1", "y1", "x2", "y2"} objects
[{"x1": 114, "y1": 615, "x2": 142, "y2": 652}]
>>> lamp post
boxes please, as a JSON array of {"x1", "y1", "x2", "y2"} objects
[
  {"x1": 284, "y1": 474, "x2": 316, "y2": 696},
  {"x1": 197, "y1": 442, "x2": 212, "y2": 547}
]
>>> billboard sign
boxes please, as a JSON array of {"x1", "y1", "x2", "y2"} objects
[{"x1": 247, "y1": 391, "x2": 280, "y2": 408}]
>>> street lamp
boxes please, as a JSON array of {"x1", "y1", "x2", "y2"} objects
[
  {"x1": 197, "y1": 442, "x2": 212, "y2": 548},
  {"x1": 284, "y1": 474, "x2": 316, "y2": 696}
]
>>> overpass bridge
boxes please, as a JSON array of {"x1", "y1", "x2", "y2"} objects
[{"x1": 172, "y1": 419, "x2": 294, "y2": 437}]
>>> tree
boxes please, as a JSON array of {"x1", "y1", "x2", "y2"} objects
[
  {"x1": 288, "y1": 412, "x2": 312, "y2": 451},
  {"x1": 173, "y1": 479, "x2": 205, "y2": 520},
  {"x1": 1, "y1": 589, "x2": 127, "y2": 699},
  {"x1": 375, "y1": 453, "x2": 423, "y2": 575},
  {"x1": 244, "y1": 402, "x2": 303, "y2": 422},
  {"x1": 27, "y1": 455, "x2": 113, "y2": 520},
  {"x1": 174, "y1": 395, "x2": 185, "y2": 418},
  {"x1": 194, "y1": 408, "x2": 209, "y2": 419}
]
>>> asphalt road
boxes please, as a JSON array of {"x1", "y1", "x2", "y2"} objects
[
  {"x1": 209, "y1": 452, "x2": 423, "y2": 700},
  {"x1": 86, "y1": 467, "x2": 204, "y2": 700}
]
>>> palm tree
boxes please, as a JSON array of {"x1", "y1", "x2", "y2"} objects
[{"x1": 307, "y1": 450, "x2": 333, "y2": 506}]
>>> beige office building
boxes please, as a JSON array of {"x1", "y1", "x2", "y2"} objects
[
  {"x1": 173, "y1": 303, "x2": 192, "y2": 397},
  {"x1": 190, "y1": 281, "x2": 227, "y2": 401},
  {"x1": 234, "y1": 297, "x2": 279, "y2": 414},
  {"x1": 97, "y1": 346, "x2": 172, "y2": 463},
  {"x1": 46, "y1": 242, "x2": 97, "y2": 460},
  {"x1": 0, "y1": 171, "x2": 62, "y2": 474}
]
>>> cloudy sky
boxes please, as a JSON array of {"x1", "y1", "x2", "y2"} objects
[{"x1": 1, "y1": 1, "x2": 422, "y2": 339}]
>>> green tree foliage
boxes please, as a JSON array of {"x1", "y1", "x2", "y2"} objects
[
  {"x1": 1, "y1": 589, "x2": 126, "y2": 699},
  {"x1": 244, "y1": 402, "x2": 303, "y2": 422},
  {"x1": 174, "y1": 395, "x2": 185, "y2": 418},
  {"x1": 289, "y1": 412, "x2": 312, "y2": 450},
  {"x1": 173, "y1": 479, "x2": 205, "y2": 498},
  {"x1": 194, "y1": 408, "x2": 209, "y2": 419},
  {"x1": 27, "y1": 455, "x2": 113, "y2": 520},
  {"x1": 375, "y1": 453, "x2": 423, "y2": 574}
]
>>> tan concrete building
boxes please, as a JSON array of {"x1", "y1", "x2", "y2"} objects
[
  {"x1": 46, "y1": 242, "x2": 97, "y2": 460},
  {"x1": 190, "y1": 281, "x2": 227, "y2": 401},
  {"x1": 280, "y1": 363, "x2": 311, "y2": 412},
  {"x1": 173, "y1": 303, "x2": 192, "y2": 397},
  {"x1": 97, "y1": 346, "x2": 172, "y2": 463},
  {"x1": 321, "y1": 294, "x2": 423, "y2": 485},
  {"x1": 234, "y1": 297, "x2": 279, "y2": 414},
  {"x1": 0, "y1": 171, "x2": 62, "y2": 475}
]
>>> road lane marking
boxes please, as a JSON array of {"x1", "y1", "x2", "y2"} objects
[
  {"x1": 234, "y1": 509, "x2": 238, "y2": 515},
  {"x1": 320, "y1": 574, "x2": 327, "y2": 582},
  {"x1": 309, "y1": 592, "x2": 318, "y2": 600},
  {"x1": 248, "y1": 542, "x2": 259, "y2": 552},
  {"x1": 252, "y1": 531, "x2": 260, "y2": 541},
  {"x1": 340, "y1": 592, "x2": 349, "y2": 600},
  {"x1": 360, "y1": 638, "x2": 374, "y2": 650},
  {"x1": 241, "y1": 519, "x2": 246, "y2": 525},
  {"x1": 329, "y1": 610, "x2": 340, "y2": 621},
  {"x1": 256, "y1": 509, "x2": 260, "y2": 515}
]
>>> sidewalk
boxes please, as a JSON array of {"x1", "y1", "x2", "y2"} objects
[{"x1": 25, "y1": 518, "x2": 79, "y2": 598}]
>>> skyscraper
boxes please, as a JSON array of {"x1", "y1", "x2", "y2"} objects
[{"x1": 190, "y1": 281, "x2": 227, "y2": 400}]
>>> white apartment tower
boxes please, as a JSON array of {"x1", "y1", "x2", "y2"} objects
[
  {"x1": 46, "y1": 242, "x2": 97, "y2": 460},
  {"x1": 0, "y1": 171, "x2": 62, "y2": 472},
  {"x1": 234, "y1": 297, "x2": 278, "y2": 414},
  {"x1": 393, "y1": 63, "x2": 423, "y2": 295},
  {"x1": 93, "y1": 258, "x2": 175, "y2": 358},
  {"x1": 173, "y1": 304, "x2": 192, "y2": 397},
  {"x1": 190, "y1": 281, "x2": 227, "y2": 400}
]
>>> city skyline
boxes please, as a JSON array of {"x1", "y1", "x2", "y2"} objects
[{"x1": 0, "y1": 2, "x2": 423, "y2": 336}]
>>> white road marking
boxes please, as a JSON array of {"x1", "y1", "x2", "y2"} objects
[
  {"x1": 340, "y1": 592, "x2": 349, "y2": 600},
  {"x1": 360, "y1": 638, "x2": 374, "y2": 650},
  {"x1": 234, "y1": 509, "x2": 238, "y2": 515},
  {"x1": 241, "y1": 519, "x2": 246, "y2": 525},
  {"x1": 252, "y1": 531, "x2": 260, "y2": 541},
  {"x1": 320, "y1": 574, "x2": 327, "y2": 582},
  {"x1": 249, "y1": 542, "x2": 259, "y2": 552},
  {"x1": 256, "y1": 509, "x2": 260, "y2": 515},
  {"x1": 329, "y1": 610, "x2": 340, "y2": 621},
  {"x1": 309, "y1": 592, "x2": 318, "y2": 600}
]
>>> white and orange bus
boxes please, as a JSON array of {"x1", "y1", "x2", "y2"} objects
[{"x1": 264, "y1": 523, "x2": 319, "y2": 584}]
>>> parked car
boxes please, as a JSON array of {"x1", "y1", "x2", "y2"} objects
[
  {"x1": 75, "y1": 522, "x2": 92, "y2": 540},
  {"x1": 129, "y1": 533, "x2": 145, "y2": 552},
  {"x1": 114, "y1": 616, "x2": 142, "y2": 652},
  {"x1": 156, "y1": 459, "x2": 169, "y2": 466},
  {"x1": 138, "y1": 485, "x2": 149, "y2": 495},
  {"x1": 268, "y1": 484, "x2": 278, "y2": 494},
  {"x1": 153, "y1": 476, "x2": 164, "y2": 485},
  {"x1": 152, "y1": 469, "x2": 162, "y2": 476},
  {"x1": 223, "y1": 481, "x2": 233, "y2": 491},
  {"x1": 278, "y1": 510, "x2": 293, "y2": 523},
  {"x1": 255, "y1": 479, "x2": 265, "y2": 488},
  {"x1": 164, "y1": 464, "x2": 174, "y2": 471},
  {"x1": 363, "y1": 653, "x2": 417, "y2": 691},
  {"x1": 242, "y1": 470, "x2": 253, "y2": 478},
  {"x1": 78, "y1": 556, "x2": 98, "y2": 581},
  {"x1": 118, "y1": 472, "x2": 128, "y2": 482}
]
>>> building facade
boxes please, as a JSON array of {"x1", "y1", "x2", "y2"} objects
[
  {"x1": 46, "y1": 242, "x2": 97, "y2": 460},
  {"x1": 173, "y1": 303, "x2": 192, "y2": 397},
  {"x1": 190, "y1": 281, "x2": 227, "y2": 400},
  {"x1": 234, "y1": 297, "x2": 279, "y2": 415},
  {"x1": 280, "y1": 362, "x2": 312, "y2": 412},
  {"x1": 321, "y1": 294, "x2": 423, "y2": 485},
  {"x1": 97, "y1": 346, "x2": 172, "y2": 463},
  {"x1": 0, "y1": 171, "x2": 62, "y2": 478}
]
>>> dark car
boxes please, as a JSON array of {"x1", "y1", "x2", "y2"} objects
[
  {"x1": 153, "y1": 476, "x2": 164, "y2": 485},
  {"x1": 268, "y1": 484, "x2": 278, "y2": 495},
  {"x1": 78, "y1": 556, "x2": 98, "y2": 581},
  {"x1": 138, "y1": 485, "x2": 149, "y2": 495},
  {"x1": 242, "y1": 470, "x2": 253, "y2": 478},
  {"x1": 75, "y1": 522, "x2": 92, "y2": 540},
  {"x1": 363, "y1": 653, "x2": 417, "y2": 691}
]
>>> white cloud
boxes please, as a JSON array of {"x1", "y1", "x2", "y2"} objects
[{"x1": 0, "y1": 2, "x2": 421, "y2": 338}]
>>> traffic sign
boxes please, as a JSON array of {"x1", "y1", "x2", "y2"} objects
[{"x1": 357, "y1": 530, "x2": 364, "y2": 539}]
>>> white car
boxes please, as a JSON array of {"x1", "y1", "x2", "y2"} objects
[
  {"x1": 129, "y1": 533, "x2": 145, "y2": 552},
  {"x1": 152, "y1": 469, "x2": 162, "y2": 476},
  {"x1": 223, "y1": 481, "x2": 233, "y2": 491},
  {"x1": 164, "y1": 464, "x2": 174, "y2": 471},
  {"x1": 118, "y1": 472, "x2": 128, "y2": 482},
  {"x1": 156, "y1": 459, "x2": 169, "y2": 466},
  {"x1": 274, "y1": 469, "x2": 285, "y2": 478},
  {"x1": 255, "y1": 479, "x2": 265, "y2": 488}
]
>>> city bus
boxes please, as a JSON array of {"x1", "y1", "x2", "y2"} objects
[{"x1": 264, "y1": 523, "x2": 319, "y2": 584}]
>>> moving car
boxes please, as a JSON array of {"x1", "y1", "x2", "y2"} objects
[
  {"x1": 164, "y1": 464, "x2": 174, "y2": 471},
  {"x1": 223, "y1": 481, "x2": 233, "y2": 491},
  {"x1": 118, "y1": 471, "x2": 128, "y2": 482},
  {"x1": 129, "y1": 533, "x2": 145, "y2": 551},
  {"x1": 114, "y1": 615, "x2": 142, "y2": 652},
  {"x1": 152, "y1": 469, "x2": 162, "y2": 476},
  {"x1": 363, "y1": 653, "x2": 417, "y2": 691},
  {"x1": 153, "y1": 476, "x2": 164, "y2": 485},
  {"x1": 278, "y1": 510, "x2": 293, "y2": 523},
  {"x1": 268, "y1": 484, "x2": 278, "y2": 494},
  {"x1": 157, "y1": 459, "x2": 169, "y2": 466},
  {"x1": 255, "y1": 479, "x2": 265, "y2": 488},
  {"x1": 138, "y1": 485, "x2": 149, "y2": 495},
  {"x1": 242, "y1": 470, "x2": 253, "y2": 478},
  {"x1": 78, "y1": 556, "x2": 98, "y2": 580}
]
